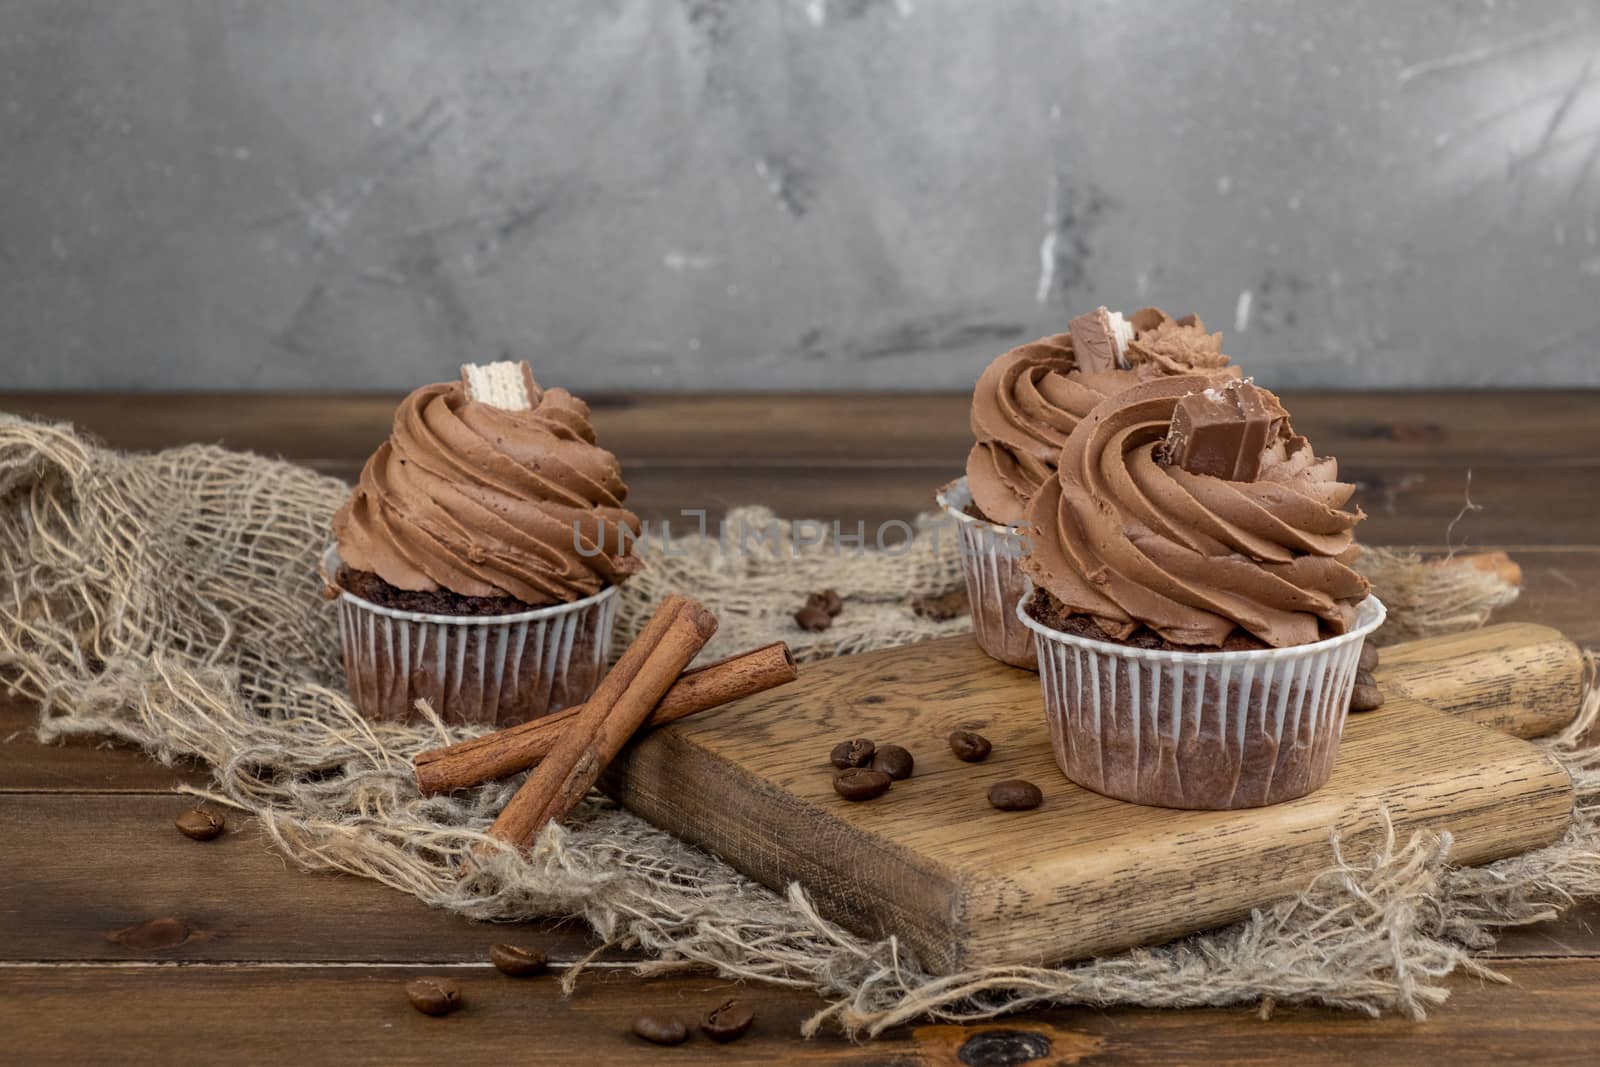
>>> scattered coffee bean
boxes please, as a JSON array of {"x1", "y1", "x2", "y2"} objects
[
  {"x1": 948, "y1": 729, "x2": 992, "y2": 762},
  {"x1": 1349, "y1": 674, "x2": 1385, "y2": 712},
  {"x1": 1358, "y1": 639, "x2": 1380, "y2": 673},
  {"x1": 632, "y1": 1014, "x2": 689, "y2": 1046},
  {"x1": 174, "y1": 808, "x2": 225, "y2": 841},
  {"x1": 911, "y1": 588, "x2": 969, "y2": 621},
  {"x1": 795, "y1": 602, "x2": 833, "y2": 632},
  {"x1": 405, "y1": 976, "x2": 463, "y2": 1016},
  {"x1": 871, "y1": 744, "x2": 915, "y2": 781},
  {"x1": 988, "y1": 779, "x2": 1043, "y2": 811},
  {"x1": 818, "y1": 588, "x2": 844, "y2": 616},
  {"x1": 700, "y1": 998, "x2": 755, "y2": 1043},
  {"x1": 830, "y1": 738, "x2": 875, "y2": 769},
  {"x1": 833, "y1": 767, "x2": 892, "y2": 802},
  {"x1": 488, "y1": 943, "x2": 547, "y2": 977}
]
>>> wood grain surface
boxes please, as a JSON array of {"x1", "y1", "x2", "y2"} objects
[
  {"x1": 0, "y1": 390, "x2": 1596, "y2": 1064},
  {"x1": 5, "y1": 960, "x2": 1599, "y2": 1067},
  {"x1": 603, "y1": 628, "x2": 1577, "y2": 973},
  {"x1": 1375, "y1": 623, "x2": 1588, "y2": 738}
]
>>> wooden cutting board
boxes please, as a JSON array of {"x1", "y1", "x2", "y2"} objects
[{"x1": 602, "y1": 623, "x2": 1581, "y2": 975}]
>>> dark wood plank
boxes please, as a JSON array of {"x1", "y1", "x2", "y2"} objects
[
  {"x1": 1494, "y1": 902, "x2": 1600, "y2": 958},
  {"x1": 614, "y1": 463, "x2": 1594, "y2": 546},
  {"x1": 2, "y1": 960, "x2": 1597, "y2": 1066},
  {"x1": 0, "y1": 697, "x2": 208, "y2": 793},
  {"x1": 0, "y1": 794, "x2": 599, "y2": 964},
  {"x1": 1340, "y1": 466, "x2": 1600, "y2": 549},
  {"x1": 1490, "y1": 547, "x2": 1600, "y2": 648},
  {"x1": 4, "y1": 391, "x2": 1597, "y2": 469}
]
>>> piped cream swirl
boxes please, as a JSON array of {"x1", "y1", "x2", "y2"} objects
[
  {"x1": 1022, "y1": 374, "x2": 1369, "y2": 648},
  {"x1": 965, "y1": 308, "x2": 1237, "y2": 525},
  {"x1": 965, "y1": 334, "x2": 1140, "y2": 526},
  {"x1": 333, "y1": 378, "x2": 641, "y2": 605}
]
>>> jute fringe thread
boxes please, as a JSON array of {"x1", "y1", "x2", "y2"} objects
[{"x1": 0, "y1": 414, "x2": 1595, "y2": 1038}]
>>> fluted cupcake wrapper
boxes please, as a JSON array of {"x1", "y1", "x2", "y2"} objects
[
  {"x1": 323, "y1": 546, "x2": 618, "y2": 728},
  {"x1": 1017, "y1": 593, "x2": 1386, "y2": 809},
  {"x1": 936, "y1": 477, "x2": 1038, "y2": 671}
]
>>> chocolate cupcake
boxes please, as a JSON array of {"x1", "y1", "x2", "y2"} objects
[
  {"x1": 938, "y1": 307, "x2": 1235, "y2": 670},
  {"x1": 1016, "y1": 374, "x2": 1384, "y2": 809},
  {"x1": 325, "y1": 361, "x2": 641, "y2": 727}
]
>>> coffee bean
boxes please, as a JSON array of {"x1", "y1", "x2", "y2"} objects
[
  {"x1": 632, "y1": 1014, "x2": 688, "y2": 1045},
  {"x1": 1358, "y1": 639, "x2": 1380, "y2": 672},
  {"x1": 700, "y1": 998, "x2": 755, "y2": 1043},
  {"x1": 871, "y1": 744, "x2": 914, "y2": 781},
  {"x1": 405, "y1": 977, "x2": 463, "y2": 1016},
  {"x1": 818, "y1": 589, "x2": 844, "y2": 616},
  {"x1": 488, "y1": 943, "x2": 547, "y2": 977},
  {"x1": 833, "y1": 767, "x2": 892, "y2": 802},
  {"x1": 1349, "y1": 676, "x2": 1385, "y2": 712},
  {"x1": 174, "y1": 808, "x2": 225, "y2": 841},
  {"x1": 988, "y1": 779, "x2": 1043, "y2": 811},
  {"x1": 911, "y1": 588, "x2": 968, "y2": 621},
  {"x1": 948, "y1": 730, "x2": 992, "y2": 762},
  {"x1": 795, "y1": 603, "x2": 832, "y2": 632},
  {"x1": 830, "y1": 738, "x2": 875, "y2": 769}
]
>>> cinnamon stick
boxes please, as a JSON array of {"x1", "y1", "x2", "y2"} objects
[
  {"x1": 414, "y1": 642, "x2": 796, "y2": 796},
  {"x1": 483, "y1": 595, "x2": 718, "y2": 849}
]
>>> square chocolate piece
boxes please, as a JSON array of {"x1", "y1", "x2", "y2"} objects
[{"x1": 1163, "y1": 380, "x2": 1285, "y2": 481}]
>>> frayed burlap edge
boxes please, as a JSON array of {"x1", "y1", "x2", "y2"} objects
[
  {"x1": 0, "y1": 414, "x2": 1594, "y2": 1039},
  {"x1": 1353, "y1": 547, "x2": 1522, "y2": 646}
]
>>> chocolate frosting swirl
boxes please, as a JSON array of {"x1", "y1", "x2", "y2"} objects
[
  {"x1": 966, "y1": 334, "x2": 1137, "y2": 526},
  {"x1": 965, "y1": 309, "x2": 1237, "y2": 526},
  {"x1": 1023, "y1": 374, "x2": 1369, "y2": 648},
  {"x1": 333, "y1": 378, "x2": 641, "y2": 606}
]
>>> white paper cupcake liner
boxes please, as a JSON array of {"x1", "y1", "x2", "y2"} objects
[
  {"x1": 322, "y1": 546, "x2": 618, "y2": 728},
  {"x1": 936, "y1": 476, "x2": 1037, "y2": 670},
  {"x1": 1017, "y1": 593, "x2": 1386, "y2": 809}
]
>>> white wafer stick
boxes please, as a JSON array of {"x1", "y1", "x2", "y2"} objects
[{"x1": 460, "y1": 361, "x2": 539, "y2": 411}]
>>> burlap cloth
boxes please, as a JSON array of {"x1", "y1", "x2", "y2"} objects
[{"x1": 1, "y1": 415, "x2": 1596, "y2": 1037}]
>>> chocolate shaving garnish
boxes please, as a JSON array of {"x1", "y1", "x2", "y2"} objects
[
  {"x1": 1128, "y1": 307, "x2": 1169, "y2": 334},
  {"x1": 1126, "y1": 316, "x2": 1230, "y2": 377},
  {"x1": 1162, "y1": 379, "x2": 1287, "y2": 482}
]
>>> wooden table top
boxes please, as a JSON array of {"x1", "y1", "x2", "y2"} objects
[{"x1": 1, "y1": 390, "x2": 1597, "y2": 1066}]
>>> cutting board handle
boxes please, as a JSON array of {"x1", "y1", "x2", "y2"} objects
[{"x1": 1378, "y1": 622, "x2": 1585, "y2": 738}]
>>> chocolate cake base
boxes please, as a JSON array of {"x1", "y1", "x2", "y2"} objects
[
  {"x1": 338, "y1": 567, "x2": 556, "y2": 616},
  {"x1": 1023, "y1": 587, "x2": 1277, "y2": 652}
]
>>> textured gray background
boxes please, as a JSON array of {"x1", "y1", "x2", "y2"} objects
[{"x1": 2, "y1": 0, "x2": 1597, "y2": 391}]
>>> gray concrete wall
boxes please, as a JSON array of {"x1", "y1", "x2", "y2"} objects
[{"x1": 1, "y1": 0, "x2": 1597, "y2": 391}]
